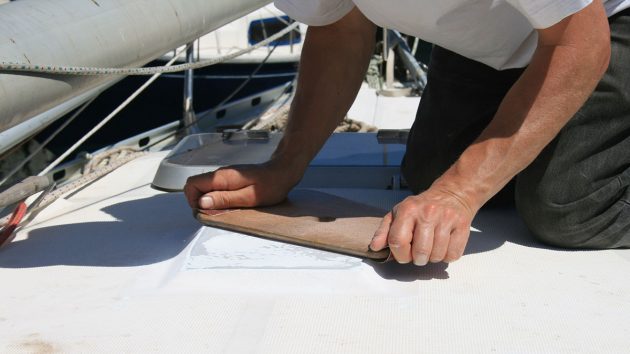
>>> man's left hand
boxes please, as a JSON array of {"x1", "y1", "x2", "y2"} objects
[{"x1": 369, "y1": 188, "x2": 476, "y2": 265}]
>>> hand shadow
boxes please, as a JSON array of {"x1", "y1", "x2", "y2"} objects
[
  {"x1": 0, "y1": 193, "x2": 199, "y2": 268},
  {"x1": 365, "y1": 260, "x2": 450, "y2": 281},
  {"x1": 363, "y1": 206, "x2": 540, "y2": 282}
]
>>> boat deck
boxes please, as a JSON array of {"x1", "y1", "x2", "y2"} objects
[{"x1": 0, "y1": 152, "x2": 628, "y2": 353}]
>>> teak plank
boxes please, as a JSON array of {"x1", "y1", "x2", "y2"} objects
[{"x1": 196, "y1": 190, "x2": 390, "y2": 260}]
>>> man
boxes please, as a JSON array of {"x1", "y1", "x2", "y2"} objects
[{"x1": 185, "y1": 0, "x2": 630, "y2": 265}]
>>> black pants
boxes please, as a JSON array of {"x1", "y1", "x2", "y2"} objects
[{"x1": 401, "y1": 9, "x2": 630, "y2": 249}]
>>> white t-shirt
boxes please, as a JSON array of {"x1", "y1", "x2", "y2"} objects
[{"x1": 275, "y1": 0, "x2": 630, "y2": 69}]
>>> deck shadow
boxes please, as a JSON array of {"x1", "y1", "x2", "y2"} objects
[
  {"x1": 0, "y1": 190, "x2": 560, "y2": 271},
  {"x1": 366, "y1": 260, "x2": 450, "y2": 281},
  {"x1": 0, "y1": 193, "x2": 199, "y2": 268},
  {"x1": 362, "y1": 206, "x2": 552, "y2": 281}
]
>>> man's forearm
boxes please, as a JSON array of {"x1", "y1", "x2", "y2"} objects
[
  {"x1": 270, "y1": 8, "x2": 376, "y2": 183},
  {"x1": 432, "y1": 2, "x2": 611, "y2": 210}
]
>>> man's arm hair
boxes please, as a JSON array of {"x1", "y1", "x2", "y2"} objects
[
  {"x1": 270, "y1": 7, "x2": 377, "y2": 184},
  {"x1": 431, "y1": 0, "x2": 610, "y2": 210}
]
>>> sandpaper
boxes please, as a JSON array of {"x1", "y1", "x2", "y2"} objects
[{"x1": 196, "y1": 190, "x2": 391, "y2": 260}]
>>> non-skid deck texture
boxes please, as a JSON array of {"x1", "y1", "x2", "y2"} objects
[
  {"x1": 196, "y1": 190, "x2": 390, "y2": 260},
  {"x1": 0, "y1": 153, "x2": 628, "y2": 353}
]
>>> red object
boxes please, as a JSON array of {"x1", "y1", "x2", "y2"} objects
[{"x1": 0, "y1": 201, "x2": 27, "y2": 246}]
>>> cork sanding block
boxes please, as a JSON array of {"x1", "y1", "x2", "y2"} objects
[{"x1": 196, "y1": 190, "x2": 391, "y2": 260}]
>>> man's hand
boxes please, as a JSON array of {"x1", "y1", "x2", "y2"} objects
[
  {"x1": 370, "y1": 187, "x2": 475, "y2": 265},
  {"x1": 184, "y1": 162, "x2": 296, "y2": 211},
  {"x1": 183, "y1": 7, "x2": 376, "y2": 213}
]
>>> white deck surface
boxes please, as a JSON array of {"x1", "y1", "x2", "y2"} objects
[
  {"x1": 348, "y1": 83, "x2": 421, "y2": 130},
  {"x1": 0, "y1": 152, "x2": 629, "y2": 353}
]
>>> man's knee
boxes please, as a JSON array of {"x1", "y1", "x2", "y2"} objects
[
  {"x1": 515, "y1": 175, "x2": 630, "y2": 249},
  {"x1": 515, "y1": 193, "x2": 581, "y2": 248},
  {"x1": 515, "y1": 179, "x2": 568, "y2": 247}
]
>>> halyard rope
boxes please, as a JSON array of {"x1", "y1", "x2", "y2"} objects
[{"x1": 0, "y1": 23, "x2": 299, "y2": 76}]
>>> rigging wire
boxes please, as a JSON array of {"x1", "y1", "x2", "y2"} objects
[
  {"x1": 38, "y1": 43, "x2": 192, "y2": 176},
  {"x1": 209, "y1": 44, "x2": 279, "y2": 115},
  {"x1": 0, "y1": 150, "x2": 146, "y2": 234},
  {"x1": 143, "y1": 42, "x2": 282, "y2": 152},
  {"x1": 0, "y1": 96, "x2": 98, "y2": 187}
]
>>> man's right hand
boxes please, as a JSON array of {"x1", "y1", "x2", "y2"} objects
[
  {"x1": 184, "y1": 162, "x2": 296, "y2": 211},
  {"x1": 184, "y1": 7, "x2": 376, "y2": 212}
]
